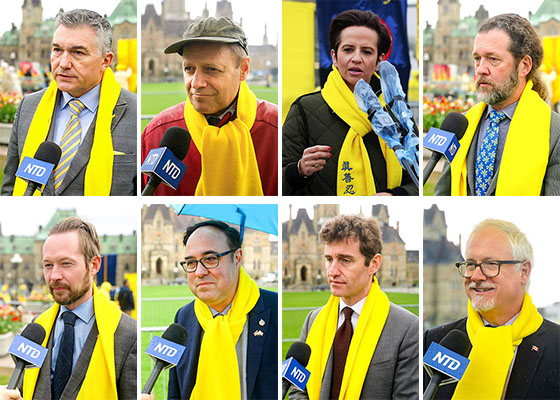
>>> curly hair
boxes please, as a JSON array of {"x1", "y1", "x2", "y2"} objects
[{"x1": 319, "y1": 214, "x2": 382, "y2": 265}]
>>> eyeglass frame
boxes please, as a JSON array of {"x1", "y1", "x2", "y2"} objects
[
  {"x1": 180, "y1": 248, "x2": 238, "y2": 273},
  {"x1": 455, "y1": 259, "x2": 525, "y2": 278}
]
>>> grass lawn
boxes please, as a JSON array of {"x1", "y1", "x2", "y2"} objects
[
  {"x1": 0, "y1": 153, "x2": 5, "y2": 184},
  {"x1": 282, "y1": 291, "x2": 419, "y2": 359},
  {"x1": 140, "y1": 82, "x2": 278, "y2": 132}
]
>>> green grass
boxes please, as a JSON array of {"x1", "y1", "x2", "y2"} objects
[
  {"x1": 0, "y1": 153, "x2": 5, "y2": 184},
  {"x1": 281, "y1": 291, "x2": 419, "y2": 359},
  {"x1": 0, "y1": 375, "x2": 8, "y2": 385},
  {"x1": 140, "y1": 82, "x2": 278, "y2": 133}
]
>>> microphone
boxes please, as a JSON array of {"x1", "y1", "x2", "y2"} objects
[
  {"x1": 423, "y1": 112, "x2": 469, "y2": 185},
  {"x1": 282, "y1": 341, "x2": 311, "y2": 399},
  {"x1": 142, "y1": 323, "x2": 188, "y2": 394},
  {"x1": 378, "y1": 61, "x2": 419, "y2": 164},
  {"x1": 354, "y1": 79, "x2": 419, "y2": 188},
  {"x1": 141, "y1": 127, "x2": 191, "y2": 196},
  {"x1": 423, "y1": 329, "x2": 471, "y2": 400},
  {"x1": 15, "y1": 141, "x2": 62, "y2": 196},
  {"x1": 7, "y1": 322, "x2": 48, "y2": 390}
]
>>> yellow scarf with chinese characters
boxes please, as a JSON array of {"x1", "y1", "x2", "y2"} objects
[
  {"x1": 184, "y1": 81, "x2": 263, "y2": 196},
  {"x1": 23, "y1": 285, "x2": 121, "y2": 400},
  {"x1": 305, "y1": 277, "x2": 390, "y2": 400},
  {"x1": 321, "y1": 66, "x2": 401, "y2": 195},
  {"x1": 13, "y1": 68, "x2": 120, "y2": 196},
  {"x1": 450, "y1": 80, "x2": 550, "y2": 196},
  {"x1": 191, "y1": 267, "x2": 260, "y2": 400},
  {"x1": 452, "y1": 292, "x2": 543, "y2": 400}
]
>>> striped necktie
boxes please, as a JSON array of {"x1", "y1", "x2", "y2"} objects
[
  {"x1": 54, "y1": 99, "x2": 85, "y2": 190},
  {"x1": 475, "y1": 110, "x2": 507, "y2": 196}
]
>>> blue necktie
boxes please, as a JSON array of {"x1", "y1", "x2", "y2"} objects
[
  {"x1": 54, "y1": 99, "x2": 85, "y2": 191},
  {"x1": 52, "y1": 311, "x2": 77, "y2": 400},
  {"x1": 475, "y1": 110, "x2": 507, "y2": 196}
]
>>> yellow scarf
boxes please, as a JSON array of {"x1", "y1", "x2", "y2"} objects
[
  {"x1": 23, "y1": 285, "x2": 121, "y2": 400},
  {"x1": 321, "y1": 67, "x2": 402, "y2": 195},
  {"x1": 191, "y1": 267, "x2": 260, "y2": 400},
  {"x1": 452, "y1": 292, "x2": 543, "y2": 400},
  {"x1": 450, "y1": 80, "x2": 550, "y2": 196},
  {"x1": 184, "y1": 81, "x2": 263, "y2": 196},
  {"x1": 13, "y1": 68, "x2": 120, "y2": 196},
  {"x1": 305, "y1": 277, "x2": 390, "y2": 400}
]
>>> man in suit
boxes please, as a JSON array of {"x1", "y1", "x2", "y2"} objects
[
  {"x1": 0, "y1": 217, "x2": 136, "y2": 400},
  {"x1": 159, "y1": 220, "x2": 277, "y2": 400},
  {"x1": 424, "y1": 219, "x2": 559, "y2": 399},
  {"x1": 434, "y1": 13, "x2": 560, "y2": 196},
  {"x1": 290, "y1": 215, "x2": 418, "y2": 400},
  {"x1": 1, "y1": 9, "x2": 136, "y2": 196}
]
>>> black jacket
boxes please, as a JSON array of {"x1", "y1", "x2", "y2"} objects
[
  {"x1": 282, "y1": 91, "x2": 418, "y2": 196},
  {"x1": 423, "y1": 317, "x2": 560, "y2": 399}
]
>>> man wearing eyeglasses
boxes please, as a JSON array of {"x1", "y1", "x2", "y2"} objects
[
  {"x1": 166, "y1": 220, "x2": 278, "y2": 400},
  {"x1": 423, "y1": 219, "x2": 559, "y2": 399}
]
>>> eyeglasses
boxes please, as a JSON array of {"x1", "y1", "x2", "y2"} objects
[
  {"x1": 180, "y1": 249, "x2": 238, "y2": 273},
  {"x1": 455, "y1": 260, "x2": 524, "y2": 278}
]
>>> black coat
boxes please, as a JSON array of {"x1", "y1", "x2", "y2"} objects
[{"x1": 423, "y1": 317, "x2": 560, "y2": 399}]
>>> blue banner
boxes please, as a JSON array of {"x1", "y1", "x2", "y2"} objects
[{"x1": 98, "y1": 254, "x2": 117, "y2": 286}]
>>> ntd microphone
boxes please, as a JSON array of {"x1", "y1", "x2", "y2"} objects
[
  {"x1": 15, "y1": 141, "x2": 62, "y2": 196},
  {"x1": 141, "y1": 127, "x2": 190, "y2": 195},
  {"x1": 423, "y1": 330, "x2": 471, "y2": 400},
  {"x1": 423, "y1": 112, "x2": 468, "y2": 185},
  {"x1": 282, "y1": 341, "x2": 311, "y2": 397},
  {"x1": 142, "y1": 323, "x2": 188, "y2": 394},
  {"x1": 7, "y1": 323, "x2": 47, "y2": 390}
]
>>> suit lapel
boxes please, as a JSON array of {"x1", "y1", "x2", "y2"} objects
[
  {"x1": 180, "y1": 306, "x2": 202, "y2": 399},
  {"x1": 505, "y1": 335, "x2": 545, "y2": 399},
  {"x1": 246, "y1": 294, "x2": 269, "y2": 398}
]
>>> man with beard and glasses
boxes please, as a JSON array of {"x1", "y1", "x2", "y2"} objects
[
  {"x1": 424, "y1": 219, "x2": 559, "y2": 399},
  {"x1": 0, "y1": 217, "x2": 137, "y2": 400},
  {"x1": 434, "y1": 13, "x2": 560, "y2": 196}
]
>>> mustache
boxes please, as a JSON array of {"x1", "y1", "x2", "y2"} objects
[
  {"x1": 49, "y1": 283, "x2": 70, "y2": 290},
  {"x1": 476, "y1": 77, "x2": 493, "y2": 87},
  {"x1": 468, "y1": 282, "x2": 496, "y2": 290}
]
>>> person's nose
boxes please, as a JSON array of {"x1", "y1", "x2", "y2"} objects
[
  {"x1": 191, "y1": 70, "x2": 207, "y2": 89},
  {"x1": 475, "y1": 58, "x2": 489, "y2": 77},
  {"x1": 49, "y1": 265, "x2": 64, "y2": 281},
  {"x1": 193, "y1": 261, "x2": 209, "y2": 278},
  {"x1": 58, "y1": 51, "x2": 71, "y2": 69},
  {"x1": 470, "y1": 265, "x2": 487, "y2": 282}
]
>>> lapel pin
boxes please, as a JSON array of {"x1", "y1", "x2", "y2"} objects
[
  {"x1": 259, "y1": 319, "x2": 265, "y2": 326},
  {"x1": 253, "y1": 330, "x2": 264, "y2": 337},
  {"x1": 531, "y1": 345, "x2": 539, "y2": 352}
]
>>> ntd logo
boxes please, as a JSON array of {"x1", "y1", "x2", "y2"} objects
[
  {"x1": 427, "y1": 134, "x2": 447, "y2": 146},
  {"x1": 145, "y1": 336, "x2": 185, "y2": 368},
  {"x1": 17, "y1": 342, "x2": 42, "y2": 359},
  {"x1": 8, "y1": 335, "x2": 48, "y2": 367},
  {"x1": 282, "y1": 358, "x2": 310, "y2": 391},
  {"x1": 154, "y1": 342, "x2": 178, "y2": 358},
  {"x1": 23, "y1": 163, "x2": 47, "y2": 177},
  {"x1": 423, "y1": 128, "x2": 461, "y2": 163},
  {"x1": 423, "y1": 342, "x2": 470, "y2": 382},
  {"x1": 15, "y1": 157, "x2": 56, "y2": 186},
  {"x1": 162, "y1": 159, "x2": 182, "y2": 180}
]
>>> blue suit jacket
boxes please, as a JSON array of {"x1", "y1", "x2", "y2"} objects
[{"x1": 168, "y1": 289, "x2": 278, "y2": 400}]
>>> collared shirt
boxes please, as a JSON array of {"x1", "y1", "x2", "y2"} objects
[
  {"x1": 205, "y1": 99, "x2": 237, "y2": 125},
  {"x1": 337, "y1": 296, "x2": 367, "y2": 331},
  {"x1": 475, "y1": 101, "x2": 519, "y2": 172},
  {"x1": 207, "y1": 303, "x2": 248, "y2": 400},
  {"x1": 481, "y1": 311, "x2": 520, "y2": 400},
  {"x1": 51, "y1": 296, "x2": 96, "y2": 378},
  {"x1": 53, "y1": 83, "x2": 101, "y2": 145}
]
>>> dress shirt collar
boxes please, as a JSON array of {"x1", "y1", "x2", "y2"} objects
[
  {"x1": 339, "y1": 296, "x2": 367, "y2": 317},
  {"x1": 483, "y1": 100, "x2": 519, "y2": 123},
  {"x1": 209, "y1": 302, "x2": 233, "y2": 317},
  {"x1": 59, "y1": 295, "x2": 95, "y2": 324},
  {"x1": 60, "y1": 83, "x2": 101, "y2": 114},
  {"x1": 482, "y1": 311, "x2": 520, "y2": 327}
]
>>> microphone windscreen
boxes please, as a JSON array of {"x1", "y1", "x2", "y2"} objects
[
  {"x1": 440, "y1": 112, "x2": 469, "y2": 141},
  {"x1": 159, "y1": 127, "x2": 191, "y2": 160},
  {"x1": 34, "y1": 141, "x2": 62, "y2": 167},
  {"x1": 161, "y1": 323, "x2": 188, "y2": 345},
  {"x1": 20, "y1": 322, "x2": 46, "y2": 345},
  {"x1": 286, "y1": 341, "x2": 311, "y2": 367},
  {"x1": 439, "y1": 329, "x2": 471, "y2": 357}
]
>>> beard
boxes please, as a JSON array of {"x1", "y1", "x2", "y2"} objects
[
  {"x1": 468, "y1": 282, "x2": 496, "y2": 312},
  {"x1": 49, "y1": 268, "x2": 91, "y2": 307},
  {"x1": 476, "y1": 67, "x2": 519, "y2": 106}
]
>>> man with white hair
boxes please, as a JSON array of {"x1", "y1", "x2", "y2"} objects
[{"x1": 423, "y1": 219, "x2": 559, "y2": 399}]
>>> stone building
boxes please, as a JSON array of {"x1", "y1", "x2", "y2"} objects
[
  {"x1": 0, "y1": 209, "x2": 137, "y2": 287},
  {"x1": 0, "y1": 0, "x2": 137, "y2": 68},
  {"x1": 423, "y1": 205, "x2": 465, "y2": 330},
  {"x1": 141, "y1": 204, "x2": 277, "y2": 282},
  {"x1": 141, "y1": 0, "x2": 277, "y2": 81},
  {"x1": 283, "y1": 205, "x2": 418, "y2": 291}
]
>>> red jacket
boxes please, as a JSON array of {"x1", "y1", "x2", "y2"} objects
[{"x1": 141, "y1": 99, "x2": 278, "y2": 196}]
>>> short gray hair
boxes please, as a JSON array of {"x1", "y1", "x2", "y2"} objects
[{"x1": 54, "y1": 9, "x2": 113, "y2": 54}]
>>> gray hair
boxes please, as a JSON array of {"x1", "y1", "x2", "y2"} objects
[{"x1": 54, "y1": 9, "x2": 113, "y2": 54}]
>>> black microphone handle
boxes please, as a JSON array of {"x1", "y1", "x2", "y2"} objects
[
  {"x1": 423, "y1": 372, "x2": 444, "y2": 400},
  {"x1": 23, "y1": 181, "x2": 40, "y2": 196},
  {"x1": 142, "y1": 359, "x2": 167, "y2": 394},
  {"x1": 281, "y1": 379, "x2": 292, "y2": 399},
  {"x1": 141, "y1": 175, "x2": 163, "y2": 196},
  {"x1": 7, "y1": 359, "x2": 26, "y2": 390},
  {"x1": 423, "y1": 152, "x2": 443, "y2": 186}
]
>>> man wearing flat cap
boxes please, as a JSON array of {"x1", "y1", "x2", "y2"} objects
[{"x1": 141, "y1": 17, "x2": 278, "y2": 196}]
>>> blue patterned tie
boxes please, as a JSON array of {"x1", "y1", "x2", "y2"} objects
[
  {"x1": 475, "y1": 110, "x2": 507, "y2": 196},
  {"x1": 52, "y1": 311, "x2": 77, "y2": 400},
  {"x1": 54, "y1": 99, "x2": 85, "y2": 191}
]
